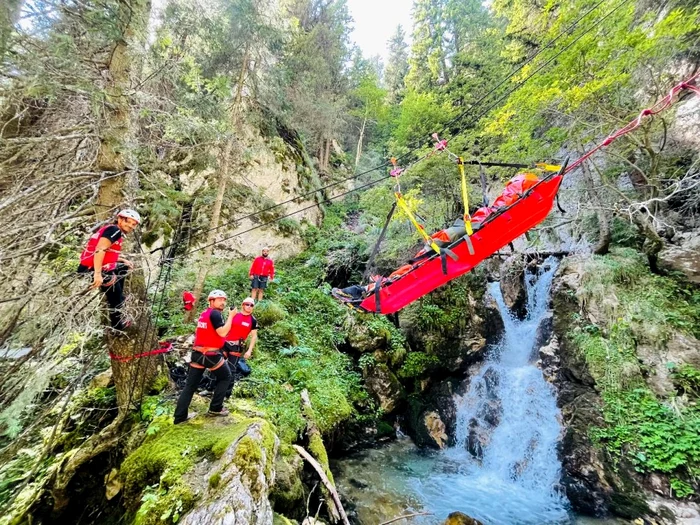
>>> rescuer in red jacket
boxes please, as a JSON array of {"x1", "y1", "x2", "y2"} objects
[
  {"x1": 249, "y1": 247, "x2": 275, "y2": 302},
  {"x1": 221, "y1": 296, "x2": 258, "y2": 397},
  {"x1": 173, "y1": 289, "x2": 235, "y2": 424},
  {"x1": 77, "y1": 209, "x2": 140, "y2": 330}
]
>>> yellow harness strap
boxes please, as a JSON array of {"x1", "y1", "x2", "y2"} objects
[
  {"x1": 535, "y1": 162, "x2": 562, "y2": 172},
  {"x1": 458, "y1": 157, "x2": 474, "y2": 236},
  {"x1": 395, "y1": 192, "x2": 441, "y2": 255}
]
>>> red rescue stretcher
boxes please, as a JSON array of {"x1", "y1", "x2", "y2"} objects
[{"x1": 357, "y1": 174, "x2": 564, "y2": 314}]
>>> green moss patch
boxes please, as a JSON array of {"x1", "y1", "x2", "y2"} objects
[{"x1": 121, "y1": 418, "x2": 251, "y2": 498}]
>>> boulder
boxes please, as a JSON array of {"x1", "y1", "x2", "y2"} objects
[
  {"x1": 363, "y1": 362, "x2": 404, "y2": 414},
  {"x1": 423, "y1": 411, "x2": 448, "y2": 449},
  {"x1": 499, "y1": 254, "x2": 527, "y2": 318},
  {"x1": 658, "y1": 234, "x2": 700, "y2": 283},
  {"x1": 636, "y1": 333, "x2": 700, "y2": 397},
  {"x1": 89, "y1": 368, "x2": 113, "y2": 389},
  {"x1": 406, "y1": 380, "x2": 458, "y2": 449},
  {"x1": 442, "y1": 511, "x2": 484, "y2": 525},
  {"x1": 121, "y1": 417, "x2": 278, "y2": 525}
]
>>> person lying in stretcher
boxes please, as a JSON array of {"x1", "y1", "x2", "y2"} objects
[{"x1": 331, "y1": 172, "x2": 540, "y2": 304}]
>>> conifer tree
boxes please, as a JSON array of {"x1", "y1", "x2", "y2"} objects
[{"x1": 385, "y1": 24, "x2": 410, "y2": 104}]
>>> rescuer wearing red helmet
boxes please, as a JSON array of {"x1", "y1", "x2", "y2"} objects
[
  {"x1": 77, "y1": 209, "x2": 141, "y2": 330},
  {"x1": 173, "y1": 289, "x2": 236, "y2": 424}
]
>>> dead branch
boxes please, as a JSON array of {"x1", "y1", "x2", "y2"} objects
[{"x1": 293, "y1": 445, "x2": 350, "y2": 525}]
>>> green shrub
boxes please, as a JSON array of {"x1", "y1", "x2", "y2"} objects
[
  {"x1": 397, "y1": 352, "x2": 440, "y2": 379},
  {"x1": 254, "y1": 301, "x2": 288, "y2": 327}
]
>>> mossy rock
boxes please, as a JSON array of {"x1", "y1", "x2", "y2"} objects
[
  {"x1": 263, "y1": 321, "x2": 299, "y2": 348},
  {"x1": 120, "y1": 417, "x2": 253, "y2": 501},
  {"x1": 270, "y1": 449, "x2": 304, "y2": 514},
  {"x1": 122, "y1": 416, "x2": 278, "y2": 525}
]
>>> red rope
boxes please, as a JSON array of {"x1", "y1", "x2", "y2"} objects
[
  {"x1": 565, "y1": 72, "x2": 700, "y2": 174},
  {"x1": 109, "y1": 341, "x2": 173, "y2": 362}
]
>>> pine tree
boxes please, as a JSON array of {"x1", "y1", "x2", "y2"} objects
[{"x1": 385, "y1": 24, "x2": 410, "y2": 104}]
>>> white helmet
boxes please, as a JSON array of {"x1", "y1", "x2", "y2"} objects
[
  {"x1": 118, "y1": 209, "x2": 141, "y2": 224},
  {"x1": 208, "y1": 289, "x2": 227, "y2": 300}
]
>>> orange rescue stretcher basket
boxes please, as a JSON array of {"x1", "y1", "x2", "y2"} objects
[{"x1": 357, "y1": 174, "x2": 564, "y2": 314}]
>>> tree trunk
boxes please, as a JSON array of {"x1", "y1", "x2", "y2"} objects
[
  {"x1": 355, "y1": 113, "x2": 367, "y2": 171},
  {"x1": 0, "y1": 0, "x2": 20, "y2": 57},
  {"x1": 324, "y1": 137, "x2": 331, "y2": 172},
  {"x1": 184, "y1": 47, "x2": 249, "y2": 321},
  {"x1": 93, "y1": 0, "x2": 158, "y2": 411},
  {"x1": 185, "y1": 138, "x2": 233, "y2": 322}
]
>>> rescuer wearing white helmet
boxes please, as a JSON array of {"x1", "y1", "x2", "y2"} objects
[
  {"x1": 173, "y1": 289, "x2": 237, "y2": 424},
  {"x1": 77, "y1": 209, "x2": 142, "y2": 331}
]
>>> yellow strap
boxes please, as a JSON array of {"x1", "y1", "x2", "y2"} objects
[
  {"x1": 535, "y1": 162, "x2": 562, "y2": 172},
  {"x1": 395, "y1": 192, "x2": 441, "y2": 255},
  {"x1": 458, "y1": 158, "x2": 474, "y2": 236}
]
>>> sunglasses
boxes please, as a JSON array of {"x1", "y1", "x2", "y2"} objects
[{"x1": 242, "y1": 303, "x2": 254, "y2": 307}]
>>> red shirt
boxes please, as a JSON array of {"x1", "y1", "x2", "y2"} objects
[{"x1": 249, "y1": 256, "x2": 275, "y2": 279}]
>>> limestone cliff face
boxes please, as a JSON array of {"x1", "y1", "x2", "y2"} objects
[{"x1": 156, "y1": 119, "x2": 323, "y2": 266}]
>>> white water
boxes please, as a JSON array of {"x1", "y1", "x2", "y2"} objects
[
  {"x1": 429, "y1": 258, "x2": 569, "y2": 523},
  {"x1": 335, "y1": 260, "x2": 595, "y2": 524}
]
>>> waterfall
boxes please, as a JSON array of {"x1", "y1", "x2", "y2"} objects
[
  {"x1": 412, "y1": 259, "x2": 570, "y2": 524},
  {"x1": 334, "y1": 260, "x2": 577, "y2": 524}
]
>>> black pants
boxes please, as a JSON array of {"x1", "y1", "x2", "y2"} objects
[
  {"x1": 224, "y1": 353, "x2": 240, "y2": 398},
  {"x1": 174, "y1": 352, "x2": 231, "y2": 424},
  {"x1": 78, "y1": 263, "x2": 129, "y2": 328}
]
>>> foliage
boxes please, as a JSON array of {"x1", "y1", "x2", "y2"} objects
[
  {"x1": 397, "y1": 352, "x2": 440, "y2": 379},
  {"x1": 568, "y1": 249, "x2": 700, "y2": 497}
]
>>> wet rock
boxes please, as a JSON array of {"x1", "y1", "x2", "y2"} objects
[
  {"x1": 647, "y1": 496, "x2": 700, "y2": 523},
  {"x1": 476, "y1": 399, "x2": 501, "y2": 427},
  {"x1": 550, "y1": 261, "x2": 649, "y2": 518},
  {"x1": 482, "y1": 367, "x2": 499, "y2": 399},
  {"x1": 423, "y1": 411, "x2": 448, "y2": 448},
  {"x1": 538, "y1": 336, "x2": 560, "y2": 383},
  {"x1": 466, "y1": 424, "x2": 483, "y2": 459},
  {"x1": 465, "y1": 397, "x2": 501, "y2": 460},
  {"x1": 270, "y1": 451, "x2": 304, "y2": 515},
  {"x1": 482, "y1": 293, "x2": 505, "y2": 343},
  {"x1": 363, "y1": 362, "x2": 404, "y2": 414},
  {"x1": 442, "y1": 511, "x2": 484, "y2": 525},
  {"x1": 406, "y1": 381, "x2": 458, "y2": 449},
  {"x1": 658, "y1": 233, "x2": 700, "y2": 283},
  {"x1": 532, "y1": 310, "x2": 553, "y2": 354},
  {"x1": 500, "y1": 255, "x2": 528, "y2": 319}
]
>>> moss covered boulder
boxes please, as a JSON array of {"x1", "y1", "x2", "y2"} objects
[{"x1": 120, "y1": 415, "x2": 278, "y2": 525}]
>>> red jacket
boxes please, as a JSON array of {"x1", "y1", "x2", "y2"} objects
[{"x1": 249, "y1": 256, "x2": 274, "y2": 279}]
